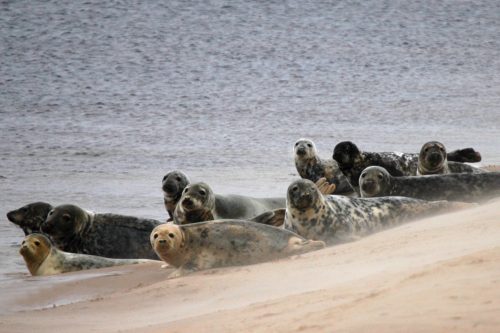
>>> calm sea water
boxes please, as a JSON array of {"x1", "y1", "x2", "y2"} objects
[{"x1": 1, "y1": 0, "x2": 499, "y2": 282}]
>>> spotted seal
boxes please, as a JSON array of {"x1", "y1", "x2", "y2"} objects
[
  {"x1": 150, "y1": 221, "x2": 325, "y2": 277},
  {"x1": 284, "y1": 179, "x2": 472, "y2": 244},
  {"x1": 294, "y1": 138, "x2": 354, "y2": 195},
  {"x1": 173, "y1": 182, "x2": 286, "y2": 225},
  {"x1": 161, "y1": 170, "x2": 190, "y2": 221},
  {"x1": 41, "y1": 204, "x2": 162, "y2": 259},
  {"x1": 19, "y1": 234, "x2": 158, "y2": 276},
  {"x1": 6, "y1": 202, "x2": 53, "y2": 235},
  {"x1": 333, "y1": 141, "x2": 483, "y2": 189},
  {"x1": 417, "y1": 141, "x2": 450, "y2": 175},
  {"x1": 359, "y1": 166, "x2": 500, "y2": 202}
]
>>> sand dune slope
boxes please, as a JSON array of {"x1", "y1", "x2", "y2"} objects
[{"x1": 1, "y1": 199, "x2": 500, "y2": 332}]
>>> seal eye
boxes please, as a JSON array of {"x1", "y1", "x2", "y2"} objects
[
  {"x1": 361, "y1": 173, "x2": 366, "y2": 178},
  {"x1": 34, "y1": 241, "x2": 40, "y2": 247},
  {"x1": 291, "y1": 186, "x2": 299, "y2": 192},
  {"x1": 199, "y1": 190, "x2": 206, "y2": 196},
  {"x1": 20, "y1": 207, "x2": 28, "y2": 213},
  {"x1": 176, "y1": 176, "x2": 181, "y2": 181},
  {"x1": 153, "y1": 233, "x2": 158, "y2": 239},
  {"x1": 377, "y1": 173, "x2": 384, "y2": 180},
  {"x1": 162, "y1": 175, "x2": 167, "y2": 181},
  {"x1": 307, "y1": 143, "x2": 312, "y2": 148},
  {"x1": 183, "y1": 188, "x2": 189, "y2": 194},
  {"x1": 168, "y1": 233, "x2": 175, "y2": 238},
  {"x1": 294, "y1": 142, "x2": 299, "y2": 147}
]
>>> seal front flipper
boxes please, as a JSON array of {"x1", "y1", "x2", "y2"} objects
[
  {"x1": 315, "y1": 178, "x2": 337, "y2": 195},
  {"x1": 169, "y1": 266, "x2": 197, "y2": 278},
  {"x1": 447, "y1": 148, "x2": 482, "y2": 163},
  {"x1": 250, "y1": 209, "x2": 285, "y2": 227}
]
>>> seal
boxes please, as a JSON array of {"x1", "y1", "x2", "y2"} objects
[
  {"x1": 41, "y1": 204, "x2": 162, "y2": 259},
  {"x1": 150, "y1": 220, "x2": 325, "y2": 277},
  {"x1": 6, "y1": 202, "x2": 53, "y2": 235},
  {"x1": 173, "y1": 182, "x2": 286, "y2": 225},
  {"x1": 19, "y1": 234, "x2": 158, "y2": 276},
  {"x1": 294, "y1": 138, "x2": 354, "y2": 195},
  {"x1": 359, "y1": 166, "x2": 500, "y2": 202},
  {"x1": 161, "y1": 170, "x2": 190, "y2": 221},
  {"x1": 284, "y1": 179, "x2": 472, "y2": 244},
  {"x1": 333, "y1": 141, "x2": 484, "y2": 189}
]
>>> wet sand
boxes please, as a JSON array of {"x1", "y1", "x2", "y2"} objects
[{"x1": 1, "y1": 199, "x2": 499, "y2": 332}]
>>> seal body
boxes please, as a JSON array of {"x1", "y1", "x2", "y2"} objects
[
  {"x1": 294, "y1": 138, "x2": 354, "y2": 194},
  {"x1": 284, "y1": 179, "x2": 470, "y2": 244},
  {"x1": 7, "y1": 202, "x2": 53, "y2": 235},
  {"x1": 162, "y1": 170, "x2": 190, "y2": 221},
  {"x1": 19, "y1": 234, "x2": 157, "y2": 276},
  {"x1": 150, "y1": 221, "x2": 325, "y2": 277},
  {"x1": 173, "y1": 182, "x2": 285, "y2": 225},
  {"x1": 41, "y1": 204, "x2": 162, "y2": 259},
  {"x1": 359, "y1": 166, "x2": 500, "y2": 203},
  {"x1": 333, "y1": 141, "x2": 483, "y2": 188}
]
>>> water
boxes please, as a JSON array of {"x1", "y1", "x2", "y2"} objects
[{"x1": 1, "y1": 0, "x2": 499, "y2": 282}]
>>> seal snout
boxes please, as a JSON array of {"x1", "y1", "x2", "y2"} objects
[
  {"x1": 427, "y1": 152, "x2": 443, "y2": 165},
  {"x1": 182, "y1": 197, "x2": 194, "y2": 209},
  {"x1": 296, "y1": 147, "x2": 307, "y2": 156},
  {"x1": 361, "y1": 179, "x2": 377, "y2": 193},
  {"x1": 6, "y1": 211, "x2": 17, "y2": 223}
]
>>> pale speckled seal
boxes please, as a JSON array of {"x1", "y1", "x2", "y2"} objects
[
  {"x1": 162, "y1": 170, "x2": 190, "y2": 221},
  {"x1": 41, "y1": 204, "x2": 162, "y2": 259},
  {"x1": 284, "y1": 179, "x2": 472, "y2": 245},
  {"x1": 333, "y1": 141, "x2": 483, "y2": 189},
  {"x1": 173, "y1": 182, "x2": 286, "y2": 225},
  {"x1": 150, "y1": 221, "x2": 325, "y2": 277},
  {"x1": 417, "y1": 141, "x2": 484, "y2": 176},
  {"x1": 359, "y1": 166, "x2": 500, "y2": 203},
  {"x1": 294, "y1": 138, "x2": 354, "y2": 194},
  {"x1": 7, "y1": 202, "x2": 53, "y2": 235},
  {"x1": 19, "y1": 234, "x2": 158, "y2": 276}
]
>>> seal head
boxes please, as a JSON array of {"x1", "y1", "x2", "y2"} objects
[
  {"x1": 150, "y1": 224, "x2": 185, "y2": 267},
  {"x1": 174, "y1": 182, "x2": 216, "y2": 224},
  {"x1": 294, "y1": 138, "x2": 318, "y2": 160},
  {"x1": 359, "y1": 166, "x2": 392, "y2": 197},
  {"x1": 418, "y1": 141, "x2": 449, "y2": 175},
  {"x1": 287, "y1": 179, "x2": 321, "y2": 211},
  {"x1": 7, "y1": 202, "x2": 53, "y2": 235},
  {"x1": 41, "y1": 204, "x2": 90, "y2": 247},
  {"x1": 19, "y1": 233, "x2": 52, "y2": 275},
  {"x1": 333, "y1": 141, "x2": 362, "y2": 169}
]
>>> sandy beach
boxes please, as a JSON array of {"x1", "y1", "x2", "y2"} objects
[{"x1": 1, "y1": 198, "x2": 499, "y2": 332}]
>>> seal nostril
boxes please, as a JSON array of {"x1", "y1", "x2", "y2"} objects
[{"x1": 159, "y1": 239, "x2": 166, "y2": 244}]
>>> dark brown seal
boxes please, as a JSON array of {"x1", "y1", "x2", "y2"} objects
[{"x1": 7, "y1": 202, "x2": 53, "y2": 235}]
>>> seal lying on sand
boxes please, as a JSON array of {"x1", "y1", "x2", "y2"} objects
[
  {"x1": 6, "y1": 202, "x2": 53, "y2": 235},
  {"x1": 162, "y1": 170, "x2": 190, "y2": 221},
  {"x1": 284, "y1": 179, "x2": 472, "y2": 244},
  {"x1": 359, "y1": 166, "x2": 500, "y2": 202},
  {"x1": 41, "y1": 204, "x2": 162, "y2": 259},
  {"x1": 333, "y1": 141, "x2": 483, "y2": 188},
  {"x1": 173, "y1": 182, "x2": 285, "y2": 225},
  {"x1": 150, "y1": 221, "x2": 325, "y2": 277},
  {"x1": 417, "y1": 141, "x2": 485, "y2": 176},
  {"x1": 294, "y1": 138, "x2": 354, "y2": 195},
  {"x1": 19, "y1": 234, "x2": 158, "y2": 276}
]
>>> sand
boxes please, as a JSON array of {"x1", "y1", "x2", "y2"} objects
[{"x1": 1, "y1": 198, "x2": 500, "y2": 332}]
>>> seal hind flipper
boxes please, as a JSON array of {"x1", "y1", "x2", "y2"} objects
[
  {"x1": 447, "y1": 148, "x2": 482, "y2": 163},
  {"x1": 250, "y1": 209, "x2": 285, "y2": 227}
]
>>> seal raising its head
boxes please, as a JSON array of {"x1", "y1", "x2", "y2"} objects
[
  {"x1": 417, "y1": 141, "x2": 449, "y2": 175},
  {"x1": 359, "y1": 166, "x2": 500, "y2": 202},
  {"x1": 173, "y1": 182, "x2": 286, "y2": 225},
  {"x1": 285, "y1": 179, "x2": 472, "y2": 244},
  {"x1": 19, "y1": 234, "x2": 158, "y2": 276},
  {"x1": 150, "y1": 221, "x2": 325, "y2": 277},
  {"x1": 41, "y1": 204, "x2": 161, "y2": 259},
  {"x1": 7, "y1": 202, "x2": 53, "y2": 235},
  {"x1": 162, "y1": 170, "x2": 190, "y2": 221},
  {"x1": 294, "y1": 138, "x2": 354, "y2": 194}
]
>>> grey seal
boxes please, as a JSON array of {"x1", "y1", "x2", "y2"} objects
[
  {"x1": 294, "y1": 138, "x2": 354, "y2": 195},
  {"x1": 19, "y1": 234, "x2": 158, "y2": 276},
  {"x1": 359, "y1": 166, "x2": 500, "y2": 203},
  {"x1": 284, "y1": 179, "x2": 472, "y2": 244},
  {"x1": 173, "y1": 182, "x2": 286, "y2": 225},
  {"x1": 7, "y1": 202, "x2": 53, "y2": 235},
  {"x1": 150, "y1": 221, "x2": 325, "y2": 277},
  {"x1": 41, "y1": 204, "x2": 162, "y2": 259}
]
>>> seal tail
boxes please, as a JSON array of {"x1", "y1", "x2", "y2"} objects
[{"x1": 429, "y1": 200, "x2": 478, "y2": 214}]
